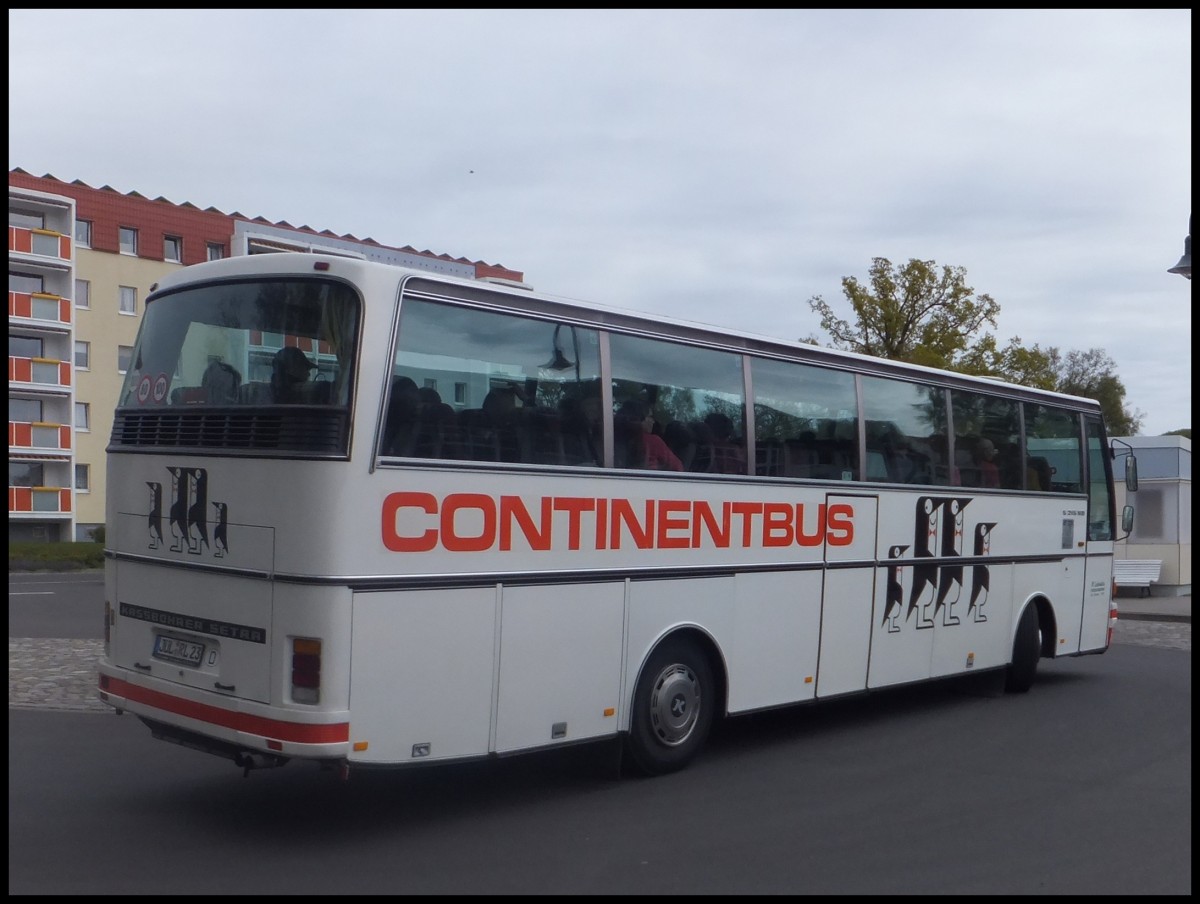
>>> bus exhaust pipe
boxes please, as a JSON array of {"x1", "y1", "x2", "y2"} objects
[
  {"x1": 140, "y1": 717, "x2": 289, "y2": 775},
  {"x1": 234, "y1": 752, "x2": 288, "y2": 777}
]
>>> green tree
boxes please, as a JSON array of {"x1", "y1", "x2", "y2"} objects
[
  {"x1": 1054, "y1": 348, "x2": 1143, "y2": 436},
  {"x1": 808, "y1": 257, "x2": 1144, "y2": 434},
  {"x1": 954, "y1": 334, "x2": 1060, "y2": 389},
  {"x1": 808, "y1": 257, "x2": 1000, "y2": 370}
]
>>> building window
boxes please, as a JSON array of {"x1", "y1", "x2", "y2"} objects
[
  {"x1": 119, "y1": 285, "x2": 137, "y2": 314},
  {"x1": 118, "y1": 345, "x2": 133, "y2": 373},
  {"x1": 75, "y1": 220, "x2": 92, "y2": 248},
  {"x1": 9, "y1": 271, "x2": 44, "y2": 294},
  {"x1": 10, "y1": 462, "x2": 44, "y2": 487},
  {"x1": 164, "y1": 235, "x2": 182, "y2": 262},
  {"x1": 75, "y1": 402, "x2": 90, "y2": 431},
  {"x1": 9, "y1": 209, "x2": 44, "y2": 229},
  {"x1": 11, "y1": 335, "x2": 43, "y2": 358},
  {"x1": 119, "y1": 226, "x2": 138, "y2": 256},
  {"x1": 207, "y1": 242, "x2": 225, "y2": 261},
  {"x1": 75, "y1": 341, "x2": 90, "y2": 369},
  {"x1": 75, "y1": 464, "x2": 91, "y2": 492},
  {"x1": 11, "y1": 398, "x2": 41, "y2": 422},
  {"x1": 75, "y1": 279, "x2": 90, "y2": 309}
]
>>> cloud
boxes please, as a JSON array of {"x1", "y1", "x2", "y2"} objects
[{"x1": 9, "y1": 8, "x2": 1191, "y2": 432}]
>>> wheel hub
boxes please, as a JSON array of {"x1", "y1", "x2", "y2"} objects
[{"x1": 649, "y1": 664, "x2": 700, "y2": 746}]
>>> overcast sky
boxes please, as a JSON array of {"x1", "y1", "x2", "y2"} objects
[{"x1": 9, "y1": 9, "x2": 1191, "y2": 435}]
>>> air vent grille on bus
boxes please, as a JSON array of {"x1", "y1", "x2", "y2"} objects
[{"x1": 110, "y1": 410, "x2": 349, "y2": 454}]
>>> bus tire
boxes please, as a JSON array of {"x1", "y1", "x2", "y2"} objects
[
  {"x1": 1005, "y1": 604, "x2": 1040, "y2": 694},
  {"x1": 625, "y1": 638, "x2": 715, "y2": 776}
]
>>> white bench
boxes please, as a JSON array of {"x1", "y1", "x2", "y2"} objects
[{"x1": 1112, "y1": 559, "x2": 1163, "y2": 597}]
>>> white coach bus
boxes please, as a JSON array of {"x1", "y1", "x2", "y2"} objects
[{"x1": 97, "y1": 252, "x2": 1137, "y2": 778}]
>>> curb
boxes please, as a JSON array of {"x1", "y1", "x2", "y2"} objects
[{"x1": 1117, "y1": 612, "x2": 1191, "y2": 624}]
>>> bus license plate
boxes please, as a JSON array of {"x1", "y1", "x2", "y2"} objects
[{"x1": 153, "y1": 634, "x2": 206, "y2": 667}]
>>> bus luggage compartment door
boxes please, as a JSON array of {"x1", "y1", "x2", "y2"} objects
[
  {"x1": 350, "y1": 586, "x2": 497, "y2": 764},
  {"x1": 494, "y1": 581, "x2": 625, "y2": 754}
]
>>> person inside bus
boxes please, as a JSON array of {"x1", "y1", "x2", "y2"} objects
[
  {"x1": 617, "y1": 399, "x2": 682, "y2": 471},
  {"x1": 974, "y1": 437, "x2": 1001, "y2": 488},
  {"x1": 703, "y1": 411, "x2": 747, "y2": 474},
  {"x1": 271, "y1": 346, "x2": 318, "y2": 403}
]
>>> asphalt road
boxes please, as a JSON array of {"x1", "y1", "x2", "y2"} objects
[{"x1": 9, "y1": 642, "x2": 1191, "y2": 895}]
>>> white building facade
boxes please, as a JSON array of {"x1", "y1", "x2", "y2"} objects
[{"x1": 1114, "y1": 433, "x2": 1192, "y2": 595}]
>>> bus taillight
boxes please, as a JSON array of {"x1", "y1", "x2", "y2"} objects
[{"x1": 291, "y1": 638, "x2": 322, "y2": 704}]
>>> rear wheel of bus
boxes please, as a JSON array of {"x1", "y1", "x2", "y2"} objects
[
  {"x1": 625, "y1": 637, "x2": 716, "y2": 776},
  {"x1": 1005, "y1": 603, "x2": 1041, "y2": 693}
]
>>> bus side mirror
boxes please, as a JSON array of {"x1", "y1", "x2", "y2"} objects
[
  {"x1": 1125, "y1": 455, "x2": 1138, "y2": 492},
  {"x1": 1121, "y1": 504, "x2": 1135, "y2": 536},
  {"x1": 1111, "y1": 439, "x2": 1138, "y2": 492}
]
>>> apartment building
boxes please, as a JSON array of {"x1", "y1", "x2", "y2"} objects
[
  {"x1": 8, "y1": 168, "x2": 524, "y2": 542},
  {"x1": 8, "y1": 185, "x2": 77, "y2": 541}
]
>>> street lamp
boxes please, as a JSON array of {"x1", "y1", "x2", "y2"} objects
[{"x1": 1167, "y1": 214, "x2": 1191, "y2": 280}]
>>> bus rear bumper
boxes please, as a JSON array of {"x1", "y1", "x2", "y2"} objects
[{"x1": 98, "y1": 663, "x2": 351, "y2": 765}]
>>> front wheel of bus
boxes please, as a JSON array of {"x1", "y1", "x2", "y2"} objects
[
  {"x1": 625, "y1": 638, "x2": 715, "y2": 777},
  {"x1": 1005, "y1": 604, "x2": 1041, "y2": 694}
]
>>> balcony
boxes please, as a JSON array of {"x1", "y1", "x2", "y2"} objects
[
  {"x1": 9, "y1": 290, "x2": 72, "y2": 331},
  {"x1": 8, "y1": 356, "x2": 71, "y2": 391},
  {"x1": 9, "y1": 420, "x2": 72, "y2": 455},
  {"x1": 8, "y1": 225, "x2": 72, "y2": 263},
  {"x1": 8, "y1": 485, "x2": 72, "y2": 515}
]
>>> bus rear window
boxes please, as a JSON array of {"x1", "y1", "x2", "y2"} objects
[{"x1": 116, "y1": 278, "x2": 359, "y2": 410}]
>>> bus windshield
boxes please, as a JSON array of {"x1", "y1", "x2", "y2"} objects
[{"x1": 116, "y1": 277, "x2": 359, "y2": 411}]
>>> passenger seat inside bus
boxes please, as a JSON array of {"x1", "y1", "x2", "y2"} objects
[
  {"x1": 955, "y1": 445, "x2": 980, "y2": 487},
  {"x1": 382, "y1": 376, "x2": 420, "y2": 455},
  {"x1": 413, "y1": 390, "x2": 456, "y2": 458},
  {"x1": 201, "y1": 360, "x2": 241, "y2": 404},
  {"x1": 238, "y1": 382, "x2": 273, "y2": 405},
  {"x1": 291, "y1": 380, "x2": 332, "y2": 404},
  {"x1": 525, "y1": 407, "x2": 566, "y2": 465},
  {"x1": 1027, "y1": 456, "x2": 1052, "y2": 492}
]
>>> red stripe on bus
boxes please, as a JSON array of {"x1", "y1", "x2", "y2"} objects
[{"x1": 103, "y1": 676, "x2": 349, "y2": 744}]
